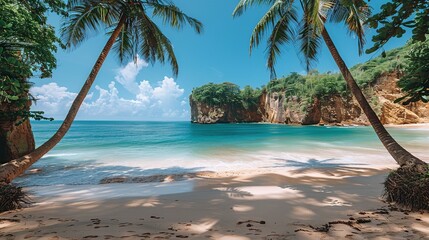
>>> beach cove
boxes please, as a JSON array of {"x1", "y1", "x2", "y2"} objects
[{"x1": 1, "y1": 122, "x2": 428, "y2": 239}]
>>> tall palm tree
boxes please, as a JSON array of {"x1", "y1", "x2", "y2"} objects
[
  {"x1": 233, "y1": 0, "x2": 427, "y2": 172},
  {"x1": 0, "y1": 0, "x2": 202, "y2": 183}
]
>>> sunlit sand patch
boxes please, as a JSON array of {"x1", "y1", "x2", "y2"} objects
[
  {"x1": 126, "y1": 198, "x2": 160, "y2": 207},
  {"x1": 210, "y1": 233, "x2": 251, "y2": 240},
  {"x1": 174, "y1": 218, "x2": 218, "y2": 234},
  {"x1": 322, "y1": 197, "x2": 352, "y2": 206},
  {"x1": 312, "y1": 185, "x2": 333, "y2": 193},
  {"x1": 411, "y1": 223, "x2": 429, "y2": 235},
  {"x1": 232, "y1": 205, "x2": 254, "y2": 212},
  {"x1": 292, "y1": 206, "x2": 316, "y2": 220},
  {"x1": 67, "y1": 201, "x2": 100, "y2": 209},
  {"x1": 215, "y1": 186, "x2": 304, "y2": 200},
  {"x1": 209, "y1": 199, "x2": 225, "y2": 204},
  {"x1": 0, "y1": 221, "x2": 14, "y2": 229},
  {"x1": 292, "y1": 171, "x2": 352, "y2": 179}
]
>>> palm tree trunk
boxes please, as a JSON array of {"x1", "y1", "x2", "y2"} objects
[
  {"x1": 320, "y1": 27, "x2": 427, "y2": 173},
  {"x1": 0, "y1": 14, "x2": 127, "y2": 184}
]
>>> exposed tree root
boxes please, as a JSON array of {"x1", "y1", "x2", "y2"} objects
[
  {"x1": 0, "y1": 183, "x2": 31, "y2": 213},
  {"x1": 384, "y1": 166, "x2": 429, "y2": 211}
]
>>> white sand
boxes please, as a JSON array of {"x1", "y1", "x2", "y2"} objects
[{"x1": 1, "y1": 166, "x2": 429, "y2": 239}]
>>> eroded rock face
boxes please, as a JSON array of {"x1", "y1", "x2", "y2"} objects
[
  {"x1": 263, "y1": 92, "x2": 287, "y2": 123},
  {"x1": 319, "y1": 95, "x2": 365, "y2": 125},
  {"x1": 190, "y1": 96, "x2": 263, "y2": 124},
  {"x1": 373, "y1": 73, "x2": 429, "y2": 124},
  {"x1": 190, "y1": 73, "x2": 429, "y2": 125},
  {"x1": 380, "y1": 101, "x2": 420, "y2": 124},
  {"x1": 0, "y1": 102, "x2": 35, "y2": 164}
]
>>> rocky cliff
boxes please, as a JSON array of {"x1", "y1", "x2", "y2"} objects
[
  {"x1": 190, "y1": 95, "x2": 263, "y2": 123},
  {"x1": 190, "y1": 73, "x2": 429, "y2": 125},
  {"x1": 0, "y1": 101, "x2": 35, "y2": 164}
]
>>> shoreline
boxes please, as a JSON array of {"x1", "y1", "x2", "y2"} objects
[
  {"x1": 2, "y1": 167, "x2": 429, "y2": 239},
  {"x1": 193, "y1": 120, "x2": 429, "y2": 128}
]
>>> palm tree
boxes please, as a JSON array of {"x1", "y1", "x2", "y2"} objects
[
  {"x1": 233, "y1": 0, "x2": 427, "y2": 172},
  {"x1": 0, "y1": 0, "x2": 202, "y2": 183}
]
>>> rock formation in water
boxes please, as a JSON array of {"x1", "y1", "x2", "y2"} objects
[{"x1": 190, "y1": 73, "x2": 429, "y2": 125}]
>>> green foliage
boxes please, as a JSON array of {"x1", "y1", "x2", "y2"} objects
[
  {"x1": 0, "y1": 0, "x2": 65, "y2": 123},
  {"x1": 396, "y1": 40, "x2": 429, "y2": 104},
  {"x1": 265, "y1": 71, "x2": 346, "y2": 110},
  {"x1": 240, "y1": 85, "x2": 262, "y2": 109},
  {"x1": 191, "y1": 83, "x2": 262, "y2": 109},
  {"x1": 0, "y1": 0, "x2": 64, "y2": 78},
  {"x1": 350, "y1": 42, "x2": 414, "y2": 87},
  {"x1": 191, "y1": 83, "x2": 242, "y2": 106},
  {"x1": 366, "y1": 0, "x2": 429, "y2": 53}
]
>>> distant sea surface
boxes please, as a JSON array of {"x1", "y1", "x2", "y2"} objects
[{"x1": 15, "y1": 121, "x2": 428, "y2": 186}]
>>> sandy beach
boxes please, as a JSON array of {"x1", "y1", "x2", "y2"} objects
[{"x1": 1, "y1": 165, "x2": 429, "y2": 240}]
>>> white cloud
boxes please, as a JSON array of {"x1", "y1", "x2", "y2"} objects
[
  {"x1": 30, "y1": 59, "x2": 188, "y2": 121},
  {"x1": 31, "y1": 83, "x2": 77, "y2": 115},
  {"x1": 114, "y1": 56, "x2": 148, "y2": 94}
]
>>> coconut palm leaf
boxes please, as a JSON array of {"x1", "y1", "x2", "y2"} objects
[
  {"x1": 112, "y1": 20, "x2": 133, "y2": 63},
  {"x1": 149, "y1": 3, "x2": 203, "y2": 33},
  {"x1": 298, "y1": 18, "x2": 321, "y2": 71},
  {"x1": 266, "y1": 7, "x2": 297, "y2": 78},
  {"x1": 249, "y1": 0, "x2": 294, "y2": 53},
  {"x1": 135, "y1": 4, "x2": 179, "y2": 76},
  {"x1": 233, "y1": 0, "x2": 277, "y2": 17},
  {"x1": 327, "y1": 0, "x2": 370, "y2": 54},
  {"x1": 61, "y1": 0, "x2": 120, "y2": 48}
]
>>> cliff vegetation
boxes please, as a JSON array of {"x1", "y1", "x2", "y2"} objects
[{"x1": 190, "y1": 40, "x2": 429, "y2": 125}]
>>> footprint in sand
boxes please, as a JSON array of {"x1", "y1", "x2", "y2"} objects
[
  {"x1": 176, "y1": 235, "x2": 189, "y2": 238},
  {"x1": 119, "y1": 222, "x2": 133, "y2": 227},
  {"x1": 91, "y1": 218, "x2": 101, "y2": 225},
  {"x1": 94, "y1": 225, "x2": 110, "y2": 229}
]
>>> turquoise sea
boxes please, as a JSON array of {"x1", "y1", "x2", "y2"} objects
[{"x1": 15, "y1": 121, "x2": 428, "y2": 186}]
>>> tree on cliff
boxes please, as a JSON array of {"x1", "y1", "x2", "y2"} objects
[
  {"x1": 233, "y1": 0, "x2": 428, "y2": 208},
  {"x1": 0, "y1": 0, "x2": 65, "y2": 163},
  {"x1": 0, "y1": 0, "x2": 202, "y2": 184},
  {"x1": 365, "y1": 0, "x2": 429, "y2": 105}
]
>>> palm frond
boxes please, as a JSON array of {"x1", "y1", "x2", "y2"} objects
[
  {"x1": 266, "y1": 7, "x2": 298, "y2": 78},
  {"x1": 298, "y1": 18, "x2": 321, "y2": 71},
  {"x1": 136, "y1": 6, "x2": 178, "y2": 76},
  {"x1": 61, "y1": 0, "x2": 119, "y2": 48},
  {"x1": 233, "y1": 0, "x2": 277, "y2": 17},
  {"x1": 327, "y1": 0, "x2": 370, "y2": 55},
  {"x1": 149, "y1": 3, "x2": 203, "y2": 33},
  {"x1": 250, "y1": 0, "x2": 293, "y2": 53},
  {"x1": 111, "y1": 19, "x2": 133, "y2": 63}
]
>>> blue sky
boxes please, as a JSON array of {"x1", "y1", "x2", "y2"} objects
[{"x1": 30, "y1": 0, "x2": 412, "y2": 121}]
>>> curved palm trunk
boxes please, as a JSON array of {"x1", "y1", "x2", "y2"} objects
[
  {"x1": 321, "y1": 27, "x2": 428, "y2": 173},
  {"x1": 0, "y1": 15, "x2": 127, "y2": 184}
]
